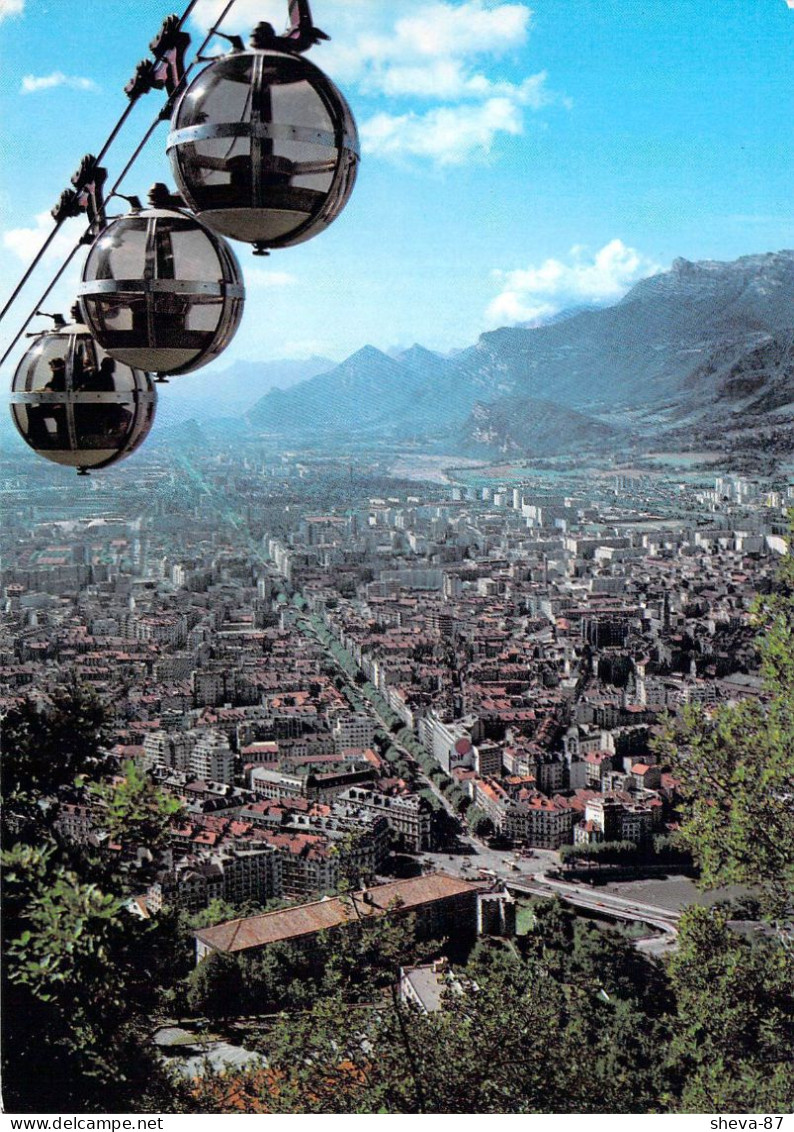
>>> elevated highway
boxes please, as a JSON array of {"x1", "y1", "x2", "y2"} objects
[{"x1": 505, "y1": 872, "x2": 680, "y2": 954}]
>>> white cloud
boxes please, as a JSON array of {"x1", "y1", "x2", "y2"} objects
[
  {"x1": 0, "y1": 0, "x2": 24, "y2": 22},
  {"x1": 3, "y1": 211, "x2": 78, "y2": 264},
  {"x1": 327, "y1": 1, "x2": 530, "y2": 88},
  {"x1": 190, "y1": 0, "x2": 290, "y2": 32},
  {"x1": 487, "y1": 240, "x2": 660, "y2": 326},
  {"x1": 374, "y1": 62, "x2": 548, "y2": 104},
  {"x1": 363, "y1": 96, "x2": 525, "y2": 165},
  {"x1": 192, "y1": 0, "x2": 531, "y2": 89},
  {"x1": 321, "y1": 2, "x2": 537, "y2": 110},
  {"x1": 21, "y1": 72, "x2": 98, "y2": 94},
  {"x1": 488, "y1": 296, "x2": 558, "y2": 326},
  {"x1": 391, "y1": 2, "x2": 529, "y2": 58},
  {"x1": 0, "y1": 213, "x2": 85, "y2": 352},
  {"x1": 245, "y1": 268, "x2": 298, "y2": 288},
  {"x1": 190, "y1": 1, "x2": 561, "y2": 167}
]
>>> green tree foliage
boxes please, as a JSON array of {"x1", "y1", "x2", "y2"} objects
[
  {"x1": 327, "y1": 827, "x2": 376, "y2": 890},
  {"x1": 1, "y1": 688, "x2": 189, "y2": 1112},
  {"x1": 558, "y1": 836, "x2": 692, "y2": 866},
  {"x1": 183, "y1": 896, "x2": 794, "y2": 1115},
  {"x1": 183, "y1": 900, "x2": 429, "y2": 1021},
  {"x1": 2, "y1": 844, "x2": 172, "y2": 1112},
  {"x1": 656, "y1": 533, "x2": 794, "y2": 917},
  {"x1": 191, "y1": 935, "x2": 665, "y2": 1115},
  {"x1": 521, "y1": 895, "x2": 575, "y2": 978},
  {"x1": 90, "y1": 759, "x2": 183, "y2": 857},
  {"x1": 442, "y1": 782, "x2": 470, "y2": 813},
  {"x1": 320, "y1": 899, "x2": 432, "y2": 1000},
  {"x1": 418, "y1": 787, "x2": 442, "y2": 813},
  {"x1": 184, "y1": 941, "x2": 322, "y2": 1019},
  {"x1": 665, "y1": 906, "x2": 794, "y2": 1112},
  {"x1": 1, "y1": 683, "x2": 109, "y2": 836},
  {"x1": 4, "y1": 844, "x2": 125, "y2": 1002},
  {"x1": 522, "y1": 896, "x2": 672, "y2": 1016},
  {"x1": 559, "y1": 839, "x2": 641, "y2": 864},
  {"x1": 147, "y1": 896, "x2": 304, "y2": 1019},
  {"x1": 267, "y1": 970, "x2": 571, "y2": 1113},
  {"x1": 185, "y1": 951, "x2": 246, "y2": 1019},
  {"x1": 465, "y1": 806, "x2": 494, "y2": 838}
]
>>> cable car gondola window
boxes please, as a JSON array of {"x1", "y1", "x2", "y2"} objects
[
  {"x1": 168, "y1": 49, "x2": 359, "y2": 252},
  {"x1": 10, "y1": 318, "x2": 157, "y2": 474},
  {"x1": 78, "y1": 207, "x2": 244, "y2": 377}
]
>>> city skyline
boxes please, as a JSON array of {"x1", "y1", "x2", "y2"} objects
[{"x1": 1, "y1": 0, "x2": 794, "y2": 380}]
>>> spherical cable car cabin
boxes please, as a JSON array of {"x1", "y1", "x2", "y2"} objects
[
  {"x1": 78, "y1": 203, "x2": 244, "y2": 378},
  {"x1": 166, "y1": 31, "x2": 359, "y2": 254},
  {"x1": 10, "y1": 316, "x2": 157, "y2": 475}
]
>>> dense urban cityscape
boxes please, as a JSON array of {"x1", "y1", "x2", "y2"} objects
[
  {"x1": 4, "y1": 446, "x2": 790, "y2": 885},
  {"x1": 2, "y1": 432, "x2": 793, "y2": 1112}
]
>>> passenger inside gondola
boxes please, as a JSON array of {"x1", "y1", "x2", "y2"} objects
[
  {"x1": 74, "y1": 357, "x2": 133, "y2": 447},
  {"x1": 26, "y1": 357, "x2": 70, "y2": 448}
]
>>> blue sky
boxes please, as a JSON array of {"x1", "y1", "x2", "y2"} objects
[{"x1": 1, "y1": 0, "x2": 793, "y2": 377}]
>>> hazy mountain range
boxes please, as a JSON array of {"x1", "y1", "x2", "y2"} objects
[
  {"x1": 171, "y1": 355, "x2": 336, "y2": 415},
  {"x1": 244, "y1": 250, "x2": 794, "y2": 464}
]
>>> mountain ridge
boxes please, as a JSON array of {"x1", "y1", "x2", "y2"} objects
[{"x1": 244, "y1": 250, "x2": 794, "y2": 459}]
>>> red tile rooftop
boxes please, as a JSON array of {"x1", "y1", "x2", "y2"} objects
[
  {"x1": 524, "y1": 795, "x2": 558, "y2": 811},
  {"x1": 195, "y1": 873, "x2": 483, "y2": 955},
  {"x1": 228, "y1": 821, "x2": 253, "y2": 838},
  {"x1": 193, "y1": 832, "x2": 220, "y2": 846},
  {"x1": 566, "y1": 791, "x2": 600, "y2": 812}
]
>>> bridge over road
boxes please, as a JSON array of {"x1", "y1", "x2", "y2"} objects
[{"x1": 505, "y1": 872, "x2": 680, "y2": 955}]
